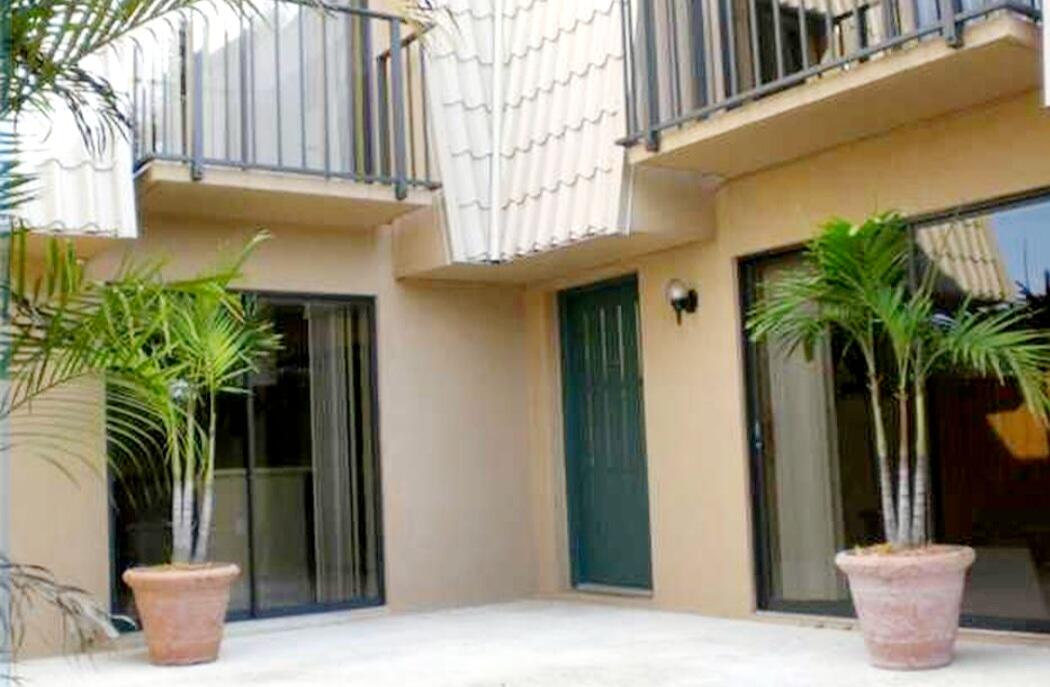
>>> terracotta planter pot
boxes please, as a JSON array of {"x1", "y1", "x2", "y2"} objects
[
  {"x1": 835, "y1": 545, "x2": 975, "y2": 670},
  {"x1": 123, "y1": 563, "x2": 240, "y2": 666}
]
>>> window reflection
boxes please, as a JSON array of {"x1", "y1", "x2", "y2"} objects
[
  {"x1": 917, "y1": 200, "x2": 1050, "y2": 627},
  {"x1": 748, "y1": 195, "x2": 1050, "y2": 631}
]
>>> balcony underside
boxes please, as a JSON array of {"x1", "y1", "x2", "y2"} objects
[
  {"x1": 397, "y1": 231, "x2": 704, "y2": 284},
  {"x1": 138, "y1": 160, "x2": 434, "y2": 229},
  {"x1": 394, "y1": 168, "x2": 717, "y2": 284},
  {"x1": 631, "y1": 15, "x2": 1040, "y2": 178}
]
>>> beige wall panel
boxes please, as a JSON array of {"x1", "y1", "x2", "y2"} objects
[{"x1": 10, "y1": 379, "x2": 110, "y2": 659}]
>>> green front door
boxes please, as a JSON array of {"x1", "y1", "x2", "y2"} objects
[{"x1": 559, "y1": 275, "x2": 653, "y2": 590}]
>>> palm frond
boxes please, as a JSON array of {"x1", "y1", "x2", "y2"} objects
[
  {"x1": 933, "y1": 304, "x2": 1050, "y2": 422},
  {"x1": 1, "y1": 555, "x2": 122, "y2": 663},
  {"x1": 0, "y1": 133, "x2": 36, "y2": 215},
  {"x1": 388, "y1": 0, "x2": 453, "y2": 34}
]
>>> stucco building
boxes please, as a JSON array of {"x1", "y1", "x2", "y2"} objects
[{"x1": 15, "y1": 0, "x2": 1050, "y2": 655}]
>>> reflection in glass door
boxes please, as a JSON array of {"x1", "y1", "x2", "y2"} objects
[
  {"x1": 744, "y1": 194, "x2": 1050, "y2": 633},
  {"x1": 112, "y1": 295, "x2": 382, "y2": 620},
  {"x1": 744, "y1": 254, "x2": 860, "y2": 614}
]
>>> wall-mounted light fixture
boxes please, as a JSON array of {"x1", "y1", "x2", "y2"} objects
[{"x1": 665, "y1": 279, "x2": 698, "y2": 325}]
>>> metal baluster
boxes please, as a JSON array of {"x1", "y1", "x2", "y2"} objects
[
  {"x1": 748, "y1": 0, "x2": 762, "y2": 86},
  {"x1": 181, "y1": 17, "x2": 190, "y2": 159},
  {"x1": 298, "y1": 4, "x2": 307, "y2": 169},
  {"x1": 389, "y1": 20, "x2": 408, "y2": 199},
  {"x1": 420, "y1": 42, "x2": 431, "y2": 184},
  {"x1": 723, "y1": 0, "x2": 739, "y2": 98},
  {"x1": 239, "y1": 13, "x2": 249, "y2": 167},
  {"x1": 348, "y1": 13, "x2": 358, "y2": 176},
  {"x1": 377, "y1": 54, "x2": 390, "y2": 179},
  {"x1": 824, "y1": 0, "x2": 836, "y2": 62},
  {"x1": 799, "y1": 0, "x2": 810, "y2": 71},
  {"x1": 640, "y1": 0, "x2": 661, "y2": 150},
  {"x1": 619, "y1": 0, "x2": 638, "y2": 138},
  {"x1": 881, "y1": 0, "x2": 898, "y2": 40},
  {"x1": 939, "y1": 0, "x2": 962, "y2": 46},
  {"x1": 773, "y1": 0, "x2": 785, "y2": 79},
  {"x1": 249, "y1": 15, "x2": 257, "y2": 164},
  {"x1": 224, "y1": 24, "x2": 231, "y2": 161},
  {"x1": 132, "y1": 47, "x2": 141, "y2": 161},
  {"x1": 406, "y1": 42, "x2": 416, "y2": 182},
  {"x1": 150, "y1": 38, "x2": 159, "y2": 155},
  {"x1": 852, "y1": 0, "x2": 864, "y2": 52},
  {"x1": 274, "y1": 0, "x2": 283, "y2": 167},
  {"x1": 668, "y1": 0, "x2": 683, "y2": 117},
  {"x1": 362, "y1": 14, "x2": 375, "y2": 176},
  {"x1": 191, "y1": 18, "x2": 204, "y2": 180},
  {"x1": 162, "y1": 32, "x2": 169, "y2": 155},
  {"x1": 322, "y1": 12, "x2": 331, "y2": 177}
]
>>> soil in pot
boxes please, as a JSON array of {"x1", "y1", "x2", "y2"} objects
[
  {"x1": 835, "y1": 544, "x2": 975, "y2": 670},
  {"x1": 123, "y1": 562, "x2": 240, "y2": 666}
]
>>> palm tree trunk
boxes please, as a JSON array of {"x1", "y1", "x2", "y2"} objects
[
  {"x1": 192, "y1": 396, "x2": 217, "y2": 563},
  {"x1": 895, "y1": 389, "x2": 912, "y2": 548},
  {"x1": 178, "y1": 398, "x2": 197, "y2": 563},
  {"x1": 911, "y1": 378, "x2": 929, "y2": 546},
  {"x1": 170, "y1": 421, "x2": 191, "y2": 564},
  {"x1": 868, "y1": 374, "x2": 897, "y2": 543}
]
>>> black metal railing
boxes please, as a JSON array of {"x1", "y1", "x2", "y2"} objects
[
  {"x1": 620, "y1": 0, "x2": 1041, "y2": 150},
  {"x1": 129, "y1": 1, "x2": 438, "y2": 200}
]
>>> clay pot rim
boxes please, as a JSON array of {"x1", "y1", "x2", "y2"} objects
[
  {"x1": 122, "y1": 562, "x2": 240, "y2": 586},
  {"x1": 835, "y1": 544, "x2": 975, "y2": 573}
]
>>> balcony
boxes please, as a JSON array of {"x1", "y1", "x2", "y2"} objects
[
  {"x1": 130, "y1": 1, "x2": 437, "y2": 229},
  {"x1": 619, "y1": 0, "x2": 1042, "y2": 177}
]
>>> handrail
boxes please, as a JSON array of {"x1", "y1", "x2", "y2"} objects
[
  {"x1": 131, "y1": 0, "x2": 440, "y2": 199},
  {"x1": 619, "y1": 0, "x2": 1041, "y2": 150},
  {"x1": 278, "y1": 0, "x2": 418, "y2": 23}
]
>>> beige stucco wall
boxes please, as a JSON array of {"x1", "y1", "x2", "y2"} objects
[
  {"x1": 12, "y1": 210, "x2": 536, "y2": 656},
  {"x1": 10, "y1": 378, "x2": 110, "y2": 658},
  {"x1": 525, "y1": 89, "x2": 1050, "y2": 618}
]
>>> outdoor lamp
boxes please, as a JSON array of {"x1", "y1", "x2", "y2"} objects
[{"x1": 665, "y1": 279, "x2": 698, "y2": 325}]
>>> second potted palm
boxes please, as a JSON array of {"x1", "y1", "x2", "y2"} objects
[
  {"x1": 103, "y1": 236, "x2": 280, "y2": 665},
  {"x1": 747, "y1": 213, "x2": 1050, "y2": 669}
]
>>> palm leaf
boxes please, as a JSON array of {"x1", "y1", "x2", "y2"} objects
[{"x1": 932, "y1": 304, "x2": 1050, "y2": 422}]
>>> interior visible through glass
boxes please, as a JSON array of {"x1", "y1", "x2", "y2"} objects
[
  {"x1": 747, "y1": 195, "x2": 1050, "y2": 632},
  {"x1": 111, "y1": 295, "x2": 382, "y2": 621}
]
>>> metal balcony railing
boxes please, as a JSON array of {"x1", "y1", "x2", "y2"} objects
[
  {"x1": 619, "y1": 0, "x2": 1041, "y2": 150},
  {"x1": 130, "y1": 1, "x2": 438, "y2": 200}
]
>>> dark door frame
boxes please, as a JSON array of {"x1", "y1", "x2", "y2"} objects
[
  {"x1": 739, "y1": 189, "x2": 1050, "y2": 633},
  {"x1": 108, "y1": 291, "x2": 385, "y2": 625}
]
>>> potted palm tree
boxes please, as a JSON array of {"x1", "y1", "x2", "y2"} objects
[
  {"x1": 747, "y1": 213, "x2": 1050, "y2": 669},
  {"x1": 100, "y1": 236, "x2": 280, "y2": 665}
]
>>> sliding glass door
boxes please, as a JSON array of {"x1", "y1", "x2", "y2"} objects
[
  {"x1": 743, "y1": 194, "x2": 1050, "y2": 633},
  {"x1": 111, "y1": 295, "x2": 382, "y2": 620},
  {"x1": 745, "y1": 253, "x2": 860, "y2": 613}
]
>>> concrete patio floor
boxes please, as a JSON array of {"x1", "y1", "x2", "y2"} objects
[{"x1": 20, "y1": 600, "x2": 1050, "y2": 686}]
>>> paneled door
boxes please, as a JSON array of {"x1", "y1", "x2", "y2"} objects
[{"x1": 559, "y1": 276, "x2": 653, "y2": 591}]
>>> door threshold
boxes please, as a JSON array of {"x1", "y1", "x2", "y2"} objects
[{"x1": 575, "y1": 583, "x2": 653, "y2": 598}]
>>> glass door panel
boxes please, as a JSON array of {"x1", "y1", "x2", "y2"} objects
[
  {"x1": 212, "y1": 391, "x2": 252, "y2": 615},
  {"x1": 111, "y1": 295, "x2": 382, "y2": 622},
  {"x1": 249, "y1": 301, "x2": 316, "y2": 612},
  {"x1": 745, "y1": 195, "x2": 1050, "y2": 632}
]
